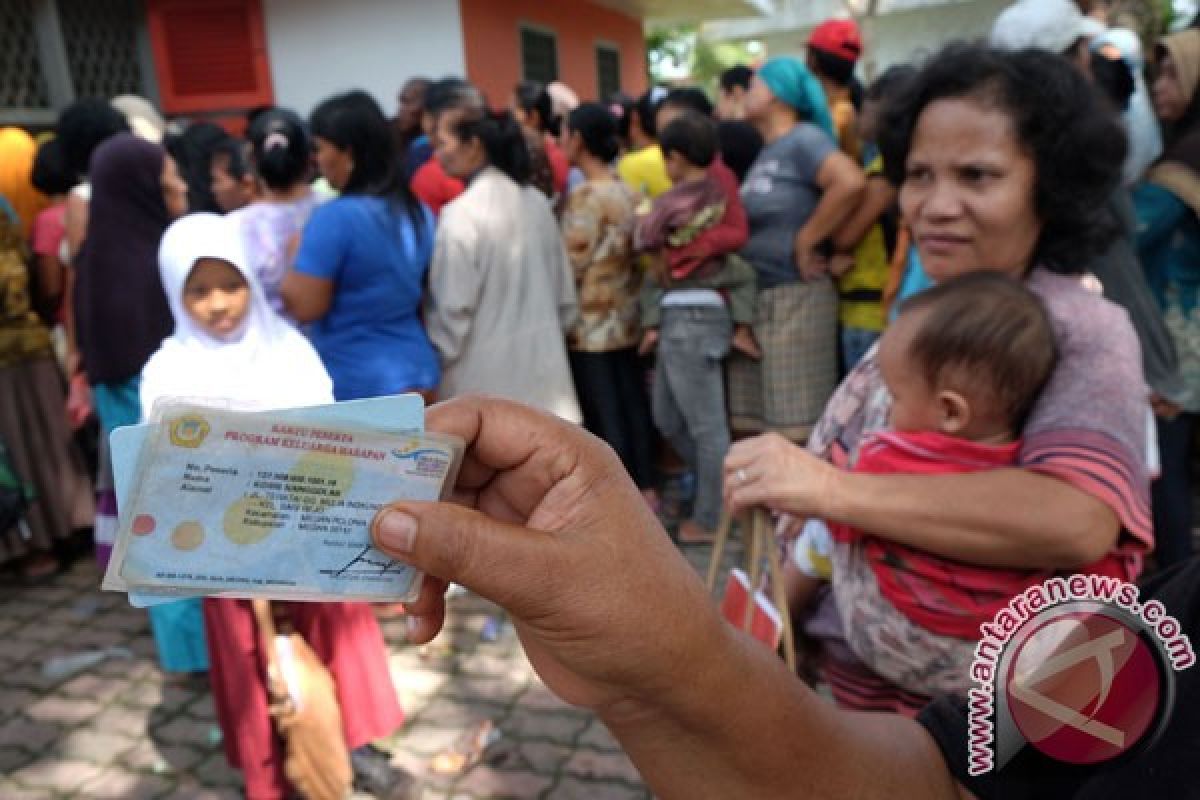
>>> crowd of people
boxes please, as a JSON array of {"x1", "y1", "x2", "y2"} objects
[{"x1": 1, "y1": 0, "x2": 1199, "y2": 796}]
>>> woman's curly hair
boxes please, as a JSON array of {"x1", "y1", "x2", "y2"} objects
[{"x1": 878, "y1": 43, "x2": 1128, "y2": 275}]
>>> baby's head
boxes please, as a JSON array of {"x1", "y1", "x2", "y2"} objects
[
  {"x1": 659, "y1": 110, "x2": 718, "y2": 185},
  {"x1": 878, "y1": 272, "x2": 1058, "y2": 442}
]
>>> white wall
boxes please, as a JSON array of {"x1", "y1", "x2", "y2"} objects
[
  {"x1": 761, "y1": 0, "x2": 1010, "y2": 80},
  {"x1": 262, "y1": 0, "x2": 468, "y2": 118}
]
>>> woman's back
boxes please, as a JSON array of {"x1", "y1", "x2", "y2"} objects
[
  {"x1": 428, "y1": 168, "x2": 581, "y2": 421},
  {"x1": 229, "y1": 194, "x2": 318, "y2": 315},
  {"x1": 294, "y1": 194, "x2": 438, "y2": 401}
]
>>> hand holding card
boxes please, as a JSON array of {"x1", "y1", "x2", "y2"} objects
[{"x1": 103, "y1": 398, "x2": 462, "y2": 604}]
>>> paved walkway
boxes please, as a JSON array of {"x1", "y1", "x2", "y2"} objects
[{"x1": 0, "y1": 541, "x2": 735, "y2": 799}]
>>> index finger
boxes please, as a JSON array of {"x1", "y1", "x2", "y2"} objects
[{"x1": 427, "y1": 394, "x2": 602, "y2": 519}]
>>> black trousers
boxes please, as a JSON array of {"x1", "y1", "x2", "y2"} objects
[
  {"x1": 1153, "y1": 412, "x2": 1195, "y2": 568},
  {"x1": 569, "y1": 347, "x2": 657, "y2": 490}
]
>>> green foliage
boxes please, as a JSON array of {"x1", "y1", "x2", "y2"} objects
[{"x1": 646, "y1": 25, "x2": 761, "y2": 96}]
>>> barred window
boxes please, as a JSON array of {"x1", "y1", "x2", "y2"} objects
[
  {"x1": 0, "y1": 0, "x2": 50, "y2": 111},
  {"x1": 57, "y1": 0, "x2": 145, "y2": 99},
  {"x1": 521, "y1": 26, "x2": 559, "y2": 85},
  {"x1": 596, "y1": 44, "x2": 621, "y2": 100}
]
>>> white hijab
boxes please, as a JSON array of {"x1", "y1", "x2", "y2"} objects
[{"x1": 140, "y1": 213, "x2": 333, "y2": 417}]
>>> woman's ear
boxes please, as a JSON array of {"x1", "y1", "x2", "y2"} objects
[{"x1": 937, "y1": 389, "x2": 971, "y2": 436}]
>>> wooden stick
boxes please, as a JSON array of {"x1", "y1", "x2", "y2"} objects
[
  {"x1": 705, "y1": 511, "x2": 733, "y2": 593},
  {"x1": 762, "y1": 510, "x2": 798, "y2": 672}
]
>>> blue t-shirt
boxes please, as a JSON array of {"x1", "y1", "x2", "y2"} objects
[{"x1": 295, "y1": 195, "x2": 439, "y2": 400}]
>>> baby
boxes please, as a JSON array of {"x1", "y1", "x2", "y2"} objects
[{"x1": 796, "y1": 271, "x2": 1059, "y2": 696}]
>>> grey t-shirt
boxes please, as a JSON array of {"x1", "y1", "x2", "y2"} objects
[{"x1": 739, "y1": 123, "x2": 836, "y2": 290}]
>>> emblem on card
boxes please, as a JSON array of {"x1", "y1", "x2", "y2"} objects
[{"x1": 169, "y1": 414, "x2": 211, "y2": 449}]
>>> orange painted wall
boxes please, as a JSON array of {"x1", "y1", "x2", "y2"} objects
[{"x1": 459, "y1": 0, "x2": 647, "y2": 107}]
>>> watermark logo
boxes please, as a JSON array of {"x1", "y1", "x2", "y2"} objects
[{"x1": 967, "y1": 575, "x2": 1194, "y2": 775}]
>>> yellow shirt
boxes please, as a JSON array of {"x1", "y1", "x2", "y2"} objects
[
  {"x1": 617, "y1": 145, "x2": 671, "y2": 203},
  {"x1": 838, "y1": 155, "x2": 889, "y2": 332}
]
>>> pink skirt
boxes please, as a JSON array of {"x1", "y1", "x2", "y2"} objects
[{"x1": 204, "y1": 598, "x2": 404, "y2": 800}]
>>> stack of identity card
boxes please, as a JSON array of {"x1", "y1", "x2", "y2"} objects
[{"x1": 102, "y1": 394, "x2": 462, "y2": 607}]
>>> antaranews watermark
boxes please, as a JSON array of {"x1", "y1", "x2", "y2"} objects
[{"x1": 967, "y1": 573, "x2": 1195, "y2": 776}]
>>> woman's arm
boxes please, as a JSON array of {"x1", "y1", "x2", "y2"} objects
[
  {"x1": 280, "y1": 272, "x2": 334, "y2": 323},
  {"x1": 64, "y1": 192, "x2": 88, "y2": 264},
  {"x1": 832, "y1": 175, "x2": 896, "y2": 253},
  {"x1": 795, "y1": 151, "x2": 866, "y2": 279},
  {"x1": 725, "y1": 434, "x2": 1120, "y2": 570}
]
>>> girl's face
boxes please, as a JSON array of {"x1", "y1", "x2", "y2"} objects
[
  {"x1": 183, "y1": 257, "x2": 251, "y2": 339},
  {"x1": 435, "y1": 110, "x2": 486, "y2": 180},
  {"x1": 161, "y1": 156, "x2": 189, "y2": 219},
  {"x1": 314, "y1": 136, "x2": 354, "y2": 191},
  {"x1": 899, "y1": 97, "x2": 1040, "y2": 284},
  {"x1": 1153, "y1": 53, "x2": 1189, "y2": 123}
]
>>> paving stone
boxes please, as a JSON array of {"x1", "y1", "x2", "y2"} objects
[
  {"x1": 498, "y1": 709, "x2": 592, "y2": 744},
  {"x1": 393, "y1": 721, "x2": 468, "y2": 757},
  {"x1": 518, "y1": 682, "x2": 576, "y2": 713},
  {"x1": 78, "y1": 767, "x2": 173, "y2": 799},
  {"x1": 0, "y1": 637, "x2": 48, "y2": 662},
  {"x1": 0, "y1": 718, "x2": 61, "y2": 750},
  {"x1": 186, "y1": 694, "x2": 217, "y2": 721},
  {"x1": 191, "y1": 752, "x2": 243, "y2": 788},
  {"x1": 0, "y1": 686, "x2": 40, "y2": 718},
  {"x1": 0, "y1": 746, "x2": 35, "y2": 772},
  {"x1": 452, "y1": 763, "x2": 555, "y2": 798},
  {"x1": 121, "y1": 739, "x2": 206, "y2": 775},
  {"x1": 60, "y1": 671, "x2": 131, "y2": 704},
  {"x1": 8, "y1": 758, "x2": 105, "y2": 793},
  {"x1": 24, "y1": 694, "x2": 103, "y2": 725},
  {"x1": 547, "y1": 775, "x2": 652, "y2": 799},
  {"x1": 563, "y1": 748, "x2": 644, "y2": 785},
  {"x1": 510, "y1": 740, "x2": 574, "y2": 775},
  {"x1": 119, "y1": 682, "x2": 199, "y2": 712},
  {"x1": 153, "y1": 716, "x2": 219, "y2": 749},
  {"x1": 576, "y1": 720, "x2": 624, "y2": 753},
  {"x1": 0, "y1": 780, "x2": 55, "y2": 799},
  {"x1": 12, "y1": 619, "x2": 77, "y2": 643},
  {"x1": 93, "y1": 704, "x2": 151, "y2": 738},
  {"x1": 58, "y1": 728, "x2": 138, "y2": 765},
  {"x1": 161, "y1": 782, "x2": 243, "y2": 799}
]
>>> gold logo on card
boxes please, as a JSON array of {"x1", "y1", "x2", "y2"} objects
[{"x1": 169, "y1": 414, "x2": 211, "y2": 449}]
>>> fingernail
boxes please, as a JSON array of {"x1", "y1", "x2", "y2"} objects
[
  {"x1": 406, "y1": 615, "x2": 422, "y2": 640},
  {"x1": 376, "y1": 510, "x2": 417, "y2": 554}
]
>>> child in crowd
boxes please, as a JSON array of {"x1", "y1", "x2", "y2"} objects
[
  {"x1": 142, "y1": 213, "x2": 414, "y2": 800},
  {"x1": 634, "y1": 111, "x2": 755, "y2": 544},
  {"x1": 829, "y1": 66, "x2": 914, "y2": 372},
  {"x1": 792, "y1": 272, "x2": 1059, "y2": 698},
  {"x1": 637, "y1": 111, "x2": 761, "y2": 360}
]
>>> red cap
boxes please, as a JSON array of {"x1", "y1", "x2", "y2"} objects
[{"x1": 808, "y1": 19, "x2": 862, "y2": 62}]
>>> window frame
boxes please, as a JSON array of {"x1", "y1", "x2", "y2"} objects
[
  {"x1": 595, "y1": 40, "x2": 621, "y2": 101},
  {"x1": 518, "y1": 22, "x2": 559, "y2": 85}
]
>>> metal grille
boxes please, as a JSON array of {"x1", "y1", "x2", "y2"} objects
[
  {"x1": 57, "y1": 0, "x2": 144, "y2": 99},
  {"x1": 521, "y1": 27, "x2": 559, "y2": 84},
  {"x1": 0, "y1": 0, "x2": 50, "y2": 109}
]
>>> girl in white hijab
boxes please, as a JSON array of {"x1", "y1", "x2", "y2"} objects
[
  {"x1": 141, "y1": 212, "x2": 332, "y2": 413},
  {"x1": 143, "y1": 215, "x2": 414, "y2": 798}
]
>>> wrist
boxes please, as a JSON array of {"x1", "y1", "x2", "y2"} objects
[{"x1": 820, "y1": 466, "x2": 857, "y2": 524}]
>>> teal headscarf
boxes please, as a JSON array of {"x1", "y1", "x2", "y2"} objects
[{"x1": 757, "y1": 57, "x2": 835, "y2": 140}]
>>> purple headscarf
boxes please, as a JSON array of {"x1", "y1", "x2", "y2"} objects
[{"x1": 75, "y1": 132, "x2": 175, "y2": 384}]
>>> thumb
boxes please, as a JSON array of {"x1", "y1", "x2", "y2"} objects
[{"x1": 371, "y1": 501, "x2": 555, "y2": 618}]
